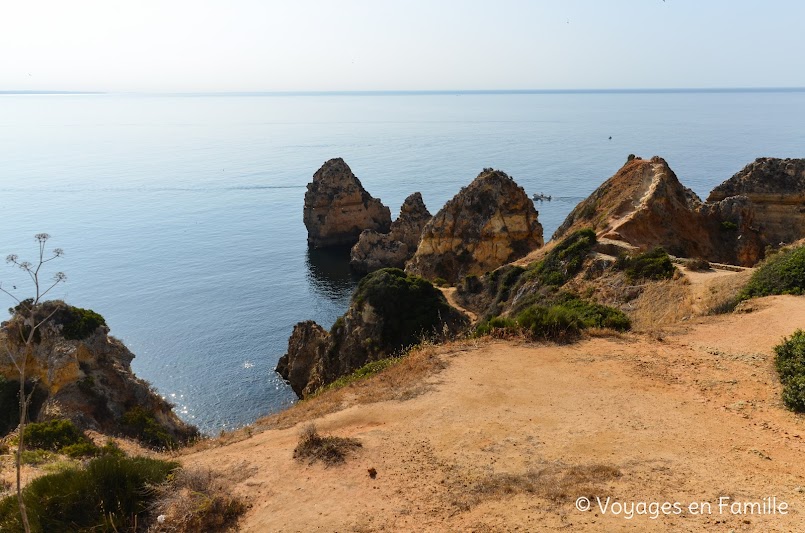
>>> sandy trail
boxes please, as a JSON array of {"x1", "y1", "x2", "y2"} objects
[{"x1": 187, "y1": 295, "x2": 805, "y2": 532}]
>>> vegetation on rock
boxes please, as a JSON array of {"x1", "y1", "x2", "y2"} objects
[
  {"x1": 529, "y1": 228, "x2": 597, "y2": 286},
  {"x1": 615, "y1": 247, "x2": 675, "y2": 281},
  {"x1": 740, "y1": 245, "x2": 805, "y2": 299}
]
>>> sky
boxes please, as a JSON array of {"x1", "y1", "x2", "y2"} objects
[{"x1": 2, "y1": 0, "x2": 804, "y2": 92}]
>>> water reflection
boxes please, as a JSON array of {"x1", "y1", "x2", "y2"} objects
[{"x1": 305, "y1": 245, "x2": 363, "y2": 302}]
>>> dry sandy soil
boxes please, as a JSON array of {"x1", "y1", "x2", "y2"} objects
[{"x1": 182, "y1": 279, "x2": 805, "y2": 532}]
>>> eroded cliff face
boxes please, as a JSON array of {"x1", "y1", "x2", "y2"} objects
[
  {"x1": 0, "y1": 301, "x2": 196, "y2": 444},
  {"x1": 350, "y1": 192, "x2": 432, "y2": 273},
  {"x1": 304, "y1": 158, "x2": 392, "y2": 248},
  {"x1": 708, "y1": 158, "x2": 805, "y2": 246},
  {"x1": 554, "y1": 156, "x2": 765, "y2": 266},
  {"x1": 406, "y1": 169, "x2": 544, "y2": 284},
  {"x1": 276, "y1": 269, "x2": 468, "y2": 398}
]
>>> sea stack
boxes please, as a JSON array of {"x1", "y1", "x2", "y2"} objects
[
  {"x1": 303, "y1": 158, "x2": 391, "y2": 248},
  {"x1": 350, "y1": 192, "x2": 432, "y2": 273},
  {"x1": 553, "y1": 155, "x2": 765, "y2": 266},
  {"x1": 406, "y1": 169, "x2": 544, "y2": 284}
]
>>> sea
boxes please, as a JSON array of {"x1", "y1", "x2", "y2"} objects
[{"x1": 1, "y1": 89, "x2": 803, "y2": 434}]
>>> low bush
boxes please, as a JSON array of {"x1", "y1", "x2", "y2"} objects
[
  {"x1": 740, "y1": 245, "x2": 805, "y2": 300},
  {"x1": 517, "y1": 304, "x2": 582, "y2": 341},
  {"x1": 122, "y1": 406, "x2": 177, "y2": 450},
  {"x1": 7, "y1": 300, "x2": 106, "y2": 344},
  {"x1": 315, "y1": 357, "x2": 400, "y2": 396},
  {"x1": 475, "y1": 294, "x2": 630, "y2": 342},
  {"x1": 530, "y1": 229, "x2": 597, "y2": 286},
  {"x1": 24, "y1": 419, "x2": 88, "y2": 452},
  {"x1": 720, "y1": 220, "x2": 738, "y2": 231},
  {"x1": 616, "y1": 247, "x2": 675, "y2": 281},
  {"x1": 775, "y1": 330, "x2": 805, "y2": 412},
  {"x1": 0, "y1": 455, "x2": 178, "y2": 532}
]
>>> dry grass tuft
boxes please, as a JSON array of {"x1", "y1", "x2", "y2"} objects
[
  {"x1": 699, "y1": 270, "x2": 751, "y2": 315},
  {"x1": 293, "y1": 424, "x2": 362, "y2": 466},
  {"x1": 452, "y1": 462, "x2": 621, "y2": 510},
  {"x1": 628, "y1": 278, "x2": 694, "y2": 333},
  {"x1": 148, "y1": 466, "x2": 247, "y2": 532}
]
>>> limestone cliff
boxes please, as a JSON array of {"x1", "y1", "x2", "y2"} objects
[
  {"x1": 708, "y1": 157, "x2": 805, "y2": 246},
  {"x1": 553, "y1": 156, "x2": 764, "y2": 266},
  {"x1": 406, "y1": 169, "x2": 544, "y2": 284},
  {"x1": 276, "y1": 269, "x2": 468, "y2": 398},
  {"x1": 350, "y1": 192, "x2": 432, "y2": 273},
  {"x1": 0, "y1": 301, "x2": 197, "y2": 446},
  {"x1": 304, "y1": 158, "x2": 392, "y2": 248}
]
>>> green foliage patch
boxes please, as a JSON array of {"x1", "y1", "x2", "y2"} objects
[
  {"x1": 615, "y1": 247, "x2": 675, "y2": 282},
  {"x1": 529, "y1": 229, "x2": 597, "y2": 286},
  {"x1": 741, "y1": 245, "x2": 805, "y2": 300},
  {"x1": 121, "y1": 406, "x2": 177, "y2": 450},
  {"x1": 314, "y1": 357, "x2": 400, "y2": 396},
  {"x1": 0, "y1": 455, "x2": 178, "y2": 532},
  {"x1": 353, "y1": 268, "x2": 457, "y2": 349},
  {"x1": 775, "y1": 330, "x2": 805, "y2": 412}
]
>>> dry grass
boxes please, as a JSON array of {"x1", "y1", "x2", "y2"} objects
[
  {"x1": 293, "y1": 424, "x2": 362, "y2": 466},
  {"x1": 627, "y1": 277, "x2": 695, "y2": 333},
  {"x1": 148, "y1": 466, "x2": 247, "y2": 532},
  {"x1": 452, "y1": 462, "x2": 621, "y2": 510},
  {"x1": 253, "y1": 339, "x2": 482, "y2": 433},
  {"x1": 698, "y1": 270, "x2": 751, "y2": 315}
]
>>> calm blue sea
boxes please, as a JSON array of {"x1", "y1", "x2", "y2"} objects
[{"x1": 1, "y1": 90, "x2": 803, "y2": 433}]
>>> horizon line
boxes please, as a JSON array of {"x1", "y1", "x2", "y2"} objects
[{"x1": 2, "y1": 87, "x2": 805, "y2": 96}]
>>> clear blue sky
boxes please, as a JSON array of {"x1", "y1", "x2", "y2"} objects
[{"x1": 2, "y1": 0, "x2": 803, "y2": 92}]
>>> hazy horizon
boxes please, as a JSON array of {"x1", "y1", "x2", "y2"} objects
[{"x1": 3, "y1": 0, "x2": 804, "y2": 93}]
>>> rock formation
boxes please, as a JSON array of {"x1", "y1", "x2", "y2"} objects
[
  {"x1": 406, "y1": 169, "x2": 544, "y2": 284},
  {"x1": 0, "y1": 301, "x2": 197, "y2": 445},
  {"x1": 304, "y1": 158, "x2": 392, "y2": 248},
  {"x1": 553, "y1": 156, "x2": 765, "y2": 266},
  {"x1": 708, "y1": 158, "x2": 805, "y2": 246},
  {"x1": 276, "y1": 268, "x2": 468, "y2": 398},
  {"x1": 350, "y1": 192, "x2": 432, "y2": 272}
]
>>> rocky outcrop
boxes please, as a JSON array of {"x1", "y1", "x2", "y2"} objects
[
  {"x1": 708, "y1": 158, "x2": 805, "y2": 246},
  {"x1": 350, "y1": 192, "x2": 432, "y2": 272},
  {"x1": 554, "y1": 156, "x2": 765, "y2": 266},
  {"x1": 406, "y1": 169, "x2": 544, "y2": 284},
  {"x1": 0, "y1": 301, "x2": 197, "y2": 445},
  {"x1": 276, "y1": 269, "x2": 468, "y2": 398},
  {"x1": 304, "y1": 158, "x2": 392, "y2": 248}
]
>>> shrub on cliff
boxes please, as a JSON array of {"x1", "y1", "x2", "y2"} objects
[
  {"x1": 615, "y1": 247, "x2": 675, "y2": 282},
  {"x1": 774, "y1": 330, "x2": 805, "y2": 412},
  {"x1": 530, "y1": 229, "x2": 597, "y2": 286},
  {"x1": 23, "y1": 419, "x2": 95, "y2": 456},
  {"x1": 353, "y1": 268, "x2": 458, "y2": 349},
  {"x1": 740, "y1": 245, "x2": 805, "y2": 300},
  {"x1": 121, "y1": 406, "x2": 177, "y2": 450},
  {"x1": 6, "y1": 300, "x2": 106, "y2": 344},
  {"x1": 0, "y1": 455, "x2": 178, "y2": 532}
]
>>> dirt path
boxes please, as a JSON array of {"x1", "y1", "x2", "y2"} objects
[{"x1": 186, "y1": 295, "x2": 805, "y2": 532}]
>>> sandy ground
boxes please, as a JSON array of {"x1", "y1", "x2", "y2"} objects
[{"x1": 183, "y1": 292, "x2": 805, "y2": 532}]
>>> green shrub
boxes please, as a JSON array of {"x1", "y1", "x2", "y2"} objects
[
  {"x1": 741, "y1": 245, "x2": 805, "y2": 300},
  {"x1": 686, "y1": 258, "x2": 711, "y2": 271},
  {"x1": 121, "y1": 407, "x2": 177, "y2": 449},
  {"x1": 782, "y1": 376, "x2": 805, "y2": 412},
  {"x1": 529, "y1": 229, "x2": 597, "y2": 287},
  {"x1": 7, "y1": 301, "x2": 106, "y2": 344},
  {"x1": 774, "y1": 330, "x2": 805, "y2": 412},
  {"x1": 554, "y1": 295, "x2": 631, "y2": 331},
  {"x1": 353, "y1": 268, "x2": 458, "y2": 349},
  {"x1": 474, "y1": 316, "x2": 518, "y2": 337},
  {"x1": 0, "y1": 455, "x2": 178, "y2": 532},
  {"x1": 516, "y1": 305, "x2": 582, "y2": 341},
  {"x1": 720, "y1": 220, "x2": 738, "y2": 231},
  {"x1": 61, "y1": 306, "x2": 106, "y2": 341},
  {"x1": 616, "y1": 247, "x2": 675, "y2": 281},
  {"x1": 24, "y1": 419, "x2": 90, "y2": 452},
  {"x1": 433, "y1": 277, "x2": 449, "y2": 287}
]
